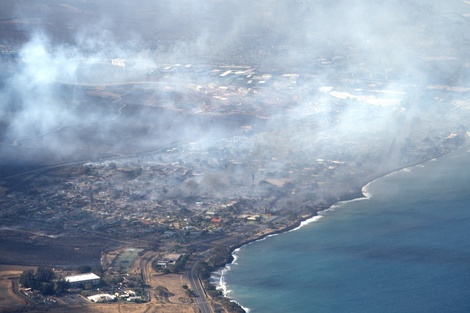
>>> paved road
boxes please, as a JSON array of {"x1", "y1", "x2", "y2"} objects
[
  {"x1": 11, "y1": 280, "x2": 35, "y2": 306},
  {"x1": 187, "y1": 259, "x2": 213, "y2": 313},
  {"x1": 140, "y1": 252, "x2": 152, "y2": 285}
]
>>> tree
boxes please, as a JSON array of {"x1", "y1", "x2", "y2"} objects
[
  {"x1": 41, "y1": 283, "x2": 55, "y2": 296},
  {"x1": 93, "y1": 265, "x2": 104, "y2": 276},
  {"x1": 102, "y1": 275, "x2": 123, "y2": 286},
  {"x1": 55, "y1": 278, "x2": 70, "y2": 294},
  {"x1": 36, "y1": 267, "x2": 55, "y2": 282},
  {"x1": 19, "y1": 270, "x2": 34, "y2": 288},
  {"x1": 198, "y1": 262, "x2": 213, "y2": 280},
  {"x1": 172, "y1": 254, "x2": 190, "y2": 273},
  {"x1": 185, "y1": 287, "x2": 196, "y2": 298},
  {"x1": 77, "y1": 266, "x2": 92, "y2": 273},
  {"x1": 21, "y1": 267, "x2": 55, "y2": 292}
]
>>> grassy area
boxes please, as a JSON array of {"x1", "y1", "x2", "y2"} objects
[{"x1": 112, "y1": 248, "x2": 144, "y2": 272}]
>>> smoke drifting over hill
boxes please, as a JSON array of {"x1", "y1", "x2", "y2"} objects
[{"x1": 1, "y1": 0, "x2": 470, "y2": 177}]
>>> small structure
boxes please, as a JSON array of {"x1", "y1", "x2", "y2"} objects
[
  {"x1": 88, "y1": 293, "x2": 116, "y2": 303},
  {"x1": 157, "y1": 260, "x2": 168, "y2": 267},
  {"x1": 247, "y1": 214, "x2": 261, "y2": 222},
  {"x1": 165, "y1": 253, "x2": 182, "y2": 263},
  {"x1": 157, "y1": 253, "x2": 182, "y2": 267},
  {"x1": 65, "y1": 273, "x2": 100, "y2": 288},
  {"x1": 239, "y1": 214, "x2": 261, "y2": 222},
  {"x1": 211, "y1": 218, "x2": 222, "y2": 224}
]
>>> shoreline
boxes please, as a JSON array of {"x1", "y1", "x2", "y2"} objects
[
  {"x1": 211, "y1": 145, "x2": 465, "y2": 312},
  {"x1": 209, "y1": 186, "x2": 366, "y2": 312}
]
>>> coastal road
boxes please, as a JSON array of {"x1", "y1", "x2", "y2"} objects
[{"x1": 187, "y1": 259, "x2": 213, "y2": 313}]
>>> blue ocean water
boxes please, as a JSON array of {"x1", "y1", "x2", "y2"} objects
[{"x1": 220, "y1": 147, "x2": 470, "y2": 313}]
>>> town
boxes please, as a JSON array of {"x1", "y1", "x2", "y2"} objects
[
  {"x1": 2, "y1": 1, "x2": 470, "y2": 312},
  {"x1": 0, "y1": 57, "x2": 467, "y2": 312}
]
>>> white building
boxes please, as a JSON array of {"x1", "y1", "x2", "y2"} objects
[
  {"x1": 88, "y1": 293, "x2": 116, "y2": 303},
  {"x1": 65, "y1": 273, "x2": 100, "y2": 288}
]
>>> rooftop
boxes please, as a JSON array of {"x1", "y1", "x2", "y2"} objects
[{"x1": 65, "y1": 273, "x2": 100, "y2": 283}]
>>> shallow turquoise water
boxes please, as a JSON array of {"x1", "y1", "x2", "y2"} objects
[{"x1": 222, "y1": 147, "x2": 470, "y2": 312}]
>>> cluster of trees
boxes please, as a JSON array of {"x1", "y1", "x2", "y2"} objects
[
  {"x1": 173, "y1": 254, "x2": 189, "y2": 273},
  {"x1": 207, "y1": 247, "x2": 232, "y2": 268},
  {"x1": 181, "y1": 284, "x2": 196, "y2": 297},
  {"x1": 19, "y1": 267, "x2": 69, "y2": 296}
]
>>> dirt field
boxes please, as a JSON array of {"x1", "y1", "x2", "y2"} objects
[
  {"x1": 0, "y1": 265, "x2": 36, "y2": 310},
  {"x1": 28, "y1": 303, "x2": 199, "y2": 313},
  {"x1": 2, "y1": 303, "x2": 198, "y2": 313},
  {"x1": 149, "y1": 273, "x2": 192, "y2": 304}
]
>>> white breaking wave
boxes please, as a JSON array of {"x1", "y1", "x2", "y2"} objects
[
  {"x1": 288, "y1": 215, "x2": 323, "y2": 232},
  {"x1": 211, "y1": 247, "x2": 252, "y2": 312}
]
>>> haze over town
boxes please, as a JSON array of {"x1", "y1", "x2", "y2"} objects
[{"x1": 1, "y1": 1, "x2": 470, "y2": 312}]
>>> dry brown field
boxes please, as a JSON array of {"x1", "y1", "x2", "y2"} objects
[
  {"x1": 6, "y1": 303, "x2": 198, "y2": 313},
  {"x1": 0, "y1": 265, "x2": 37, "y2": 310}
]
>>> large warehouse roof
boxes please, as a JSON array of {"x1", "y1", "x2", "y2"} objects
[{"x1": 65, "y1": 273, "x2": 100, "y2": 283}]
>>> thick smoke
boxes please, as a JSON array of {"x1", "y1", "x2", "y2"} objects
[{"x1": 1, "y1": 0, "x2": 470, "y2": 177}]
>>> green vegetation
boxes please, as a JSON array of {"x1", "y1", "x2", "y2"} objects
[
  {"x1": 19, "y1": 267, "x2": 69, "y2": 296},
  {"x1": 182, "y1": 284, "x2": 196, "y2": 297},
  {"x1": 76, "y1": 265, "x2": 92, "y2": 273},
  {"x1": 102, "y1": 274, "x2": 124, "y2": 286},
  {"x1": 207, "y1": 247, "x2": 232, "y2": 268},
  {"x1": 172, "y1": 253, "x2": 190, "y2": 273},
  {"x1": 112, "y1": 248, "x2": 144, "y2": 272}
]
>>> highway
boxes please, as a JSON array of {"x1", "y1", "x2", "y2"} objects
[{"x1": 187, "y1": 259, "x2": 213, "y2": 313}]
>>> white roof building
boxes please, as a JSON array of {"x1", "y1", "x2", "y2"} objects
[
  {"x1": 88, "y1": 294, "x2": 116, "y2": 303},
  {"x1": 65, "y1": 273, "x2": 100, "y2": 287}
]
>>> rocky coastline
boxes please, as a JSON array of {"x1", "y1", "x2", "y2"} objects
[{"x1": 208, "y1": 141, "x2": 467, "y2": 312}]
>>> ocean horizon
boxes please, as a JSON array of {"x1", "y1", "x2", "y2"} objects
[{"x1": 215, "y1": 145, "x2": 470, "y2": 312}]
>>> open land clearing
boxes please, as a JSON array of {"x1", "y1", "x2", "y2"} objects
[{"x1": 0, "y1": 265, "x2": 37, "y2": 310}]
